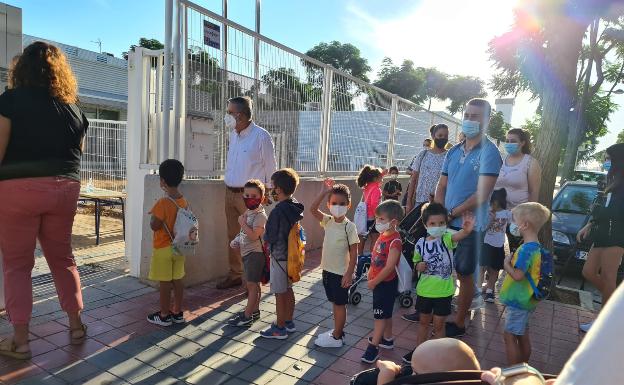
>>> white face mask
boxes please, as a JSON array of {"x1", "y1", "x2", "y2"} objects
[
  {"x1": 329, "y1": 205, "x2": 348, "y2": 218},
  {"x1": 224, "y1": 114, "x2": 236, "y2": 130},
  {"x1": 427, "y1": 226, "x2": 447, "y2": 238},
  {"x1": 375, "y1": 221, "x2": 391, "y2": 233}
]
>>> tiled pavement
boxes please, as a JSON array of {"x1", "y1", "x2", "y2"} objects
[{"x1": 0, "y1": 214, "x2": 595, "y2": 384}]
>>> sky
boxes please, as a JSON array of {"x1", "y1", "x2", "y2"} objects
[{"x1": 10, "y1": 0, "x2": 624, "y2": 151}]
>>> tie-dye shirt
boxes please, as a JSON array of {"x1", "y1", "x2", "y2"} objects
[
  {"x1": 369, "y1": 231, "x2": 402, "y2": 282},
  {"x1": 500, "y1": 242, "x2": 542, "y2": 311}
]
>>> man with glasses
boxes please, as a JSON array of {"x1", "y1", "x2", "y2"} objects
[
  {"x1": 434, "y1": 98, "x2": 502, "y2": 337},
  {"x1": 219, "y1": 96, "x2": 277, "y2": 289}
]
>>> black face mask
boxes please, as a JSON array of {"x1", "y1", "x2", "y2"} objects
[{"x1": 434, "y1": 138, "x2": 448, "y2": 149}]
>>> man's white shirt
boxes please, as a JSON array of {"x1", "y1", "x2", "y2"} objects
[{"x1": 224, "y1": 122, "x2": 277, "y2": 188}]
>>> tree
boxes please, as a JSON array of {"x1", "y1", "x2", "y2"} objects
[
  {"x1": 420, "y1": 68, "x2": 449, "y2": 110},
  {"x1": 305, "y1": 41, "x2": 371, "y2": 82},
  {"x1": 438, "y1": 75, "x2": 487, "y2": 115},
  {"x1": 123, "y1": 38, "x2": 164, "y2": 60},
  {"x1": 488, "y1": 111, "x2": 510, "y2": 142},
  {"x1": 618, "y1": 129, "x2": 624, "y2": 143},
  {"x1": 489, "y1": 0, "x2": 621, "y2": 247},
  {"x1": 373, "y1": 58, "x2": 426, "y2": 104},
  {"x1": 259, "y1": 67, "x2": 321, "y2": 110}
]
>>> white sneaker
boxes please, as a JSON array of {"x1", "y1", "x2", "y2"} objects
[
  {"x1": 469, "y1": 294, "x2": 485, "y2": 311},
  {"x1": 580, "y1": 321, "x2": 594, "y2": 333},
  {"x1": 314, "y1": 331, "x2": 344, "y2": 348}
]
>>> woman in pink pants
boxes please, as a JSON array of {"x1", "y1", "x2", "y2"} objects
[{"x1": 0, "y1": 42, "x2": 89, "y2": 359}]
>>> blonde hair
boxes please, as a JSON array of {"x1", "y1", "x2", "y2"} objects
[
  {"x1": 512, "y1": 202, "x2": 551, "y2": 230},
  {"x1": 10, "y1": 41, "x2": 78, "y2": 104}
]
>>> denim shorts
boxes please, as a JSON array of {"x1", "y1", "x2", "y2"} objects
[
  {"x1": 452, "y1": 229, "x2": 485, "y2": 277},
  {"x1": 504, "y1": 307, "x2": 532, "y2": 336}
]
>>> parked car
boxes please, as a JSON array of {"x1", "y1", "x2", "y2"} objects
[
  {"x1": 551, "y1": 181, "x2": 597, "y2": 264},
  {"x1": 560, "y1": 169, "x2": 607, "y2": 186}
]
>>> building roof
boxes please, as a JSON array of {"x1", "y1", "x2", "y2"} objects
[{"x1": 23, "y1": 34, "x2": 128, "y2": 108}]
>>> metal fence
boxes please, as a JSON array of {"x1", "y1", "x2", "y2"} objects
[
  {"x1": 138, "y1": 0, "x2": 461, "y2": 177},
  {"x1": 80, "y1": 119, "x2": 127, "y2": 192}
]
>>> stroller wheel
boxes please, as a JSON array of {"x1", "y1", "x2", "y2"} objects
[
  {"x1": 350, "y1": 292, "x2": 362, "y2": 305},
  {"x1": 399, "y1": 294, "x2": 413, "y2": 308}
]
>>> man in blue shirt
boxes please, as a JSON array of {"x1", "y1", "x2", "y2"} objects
[{"x1": 435, "y1": 98, "x2": 502, "y2": 337}]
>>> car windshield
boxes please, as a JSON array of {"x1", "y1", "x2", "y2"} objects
[
  {"x1": 573, "y1": 171, "x2": 605, "y2": 183},
  {"x1": 552, "y1": 185, "x2": 598, "y2": 214}
]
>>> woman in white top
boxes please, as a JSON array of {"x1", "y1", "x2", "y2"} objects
[
  {"x1": 405, "y1": 124, "x2": 449, "y2": 214},
  {"x1": 495, "y1": 128, "x2": 542, "y2": 207}
]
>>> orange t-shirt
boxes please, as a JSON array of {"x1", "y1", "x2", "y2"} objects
[{"x1": 150, "y1": 196, "x2": 189, "y2": 249}]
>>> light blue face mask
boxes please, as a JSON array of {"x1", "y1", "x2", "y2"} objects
[
  {"x1": 461, "y1": 120, "x2": 481, "y2": 139},
  {"x1": 604, "y1": 160, "x2": 612, "y2": 172},
  {"x1": 504, "y1": 142, "x2": 520, "y2": 155},
  {"x1": 427, "y1": 226, "x2": 447, "y2": 238},
  {"x1": 509, "y1": 223, "x2": 521, "y2": 237}
]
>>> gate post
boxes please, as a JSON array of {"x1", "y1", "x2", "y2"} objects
[{"x1": 387, "y1": 95, "x2": 398, "y2": 169}]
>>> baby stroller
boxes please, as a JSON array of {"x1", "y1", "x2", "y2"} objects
[{"x1": 347, "y1": 209, "x2": 424, "y2": 308}]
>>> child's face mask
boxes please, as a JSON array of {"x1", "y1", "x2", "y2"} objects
[
  {"x1": 243, "y1": 197, "x2": 262, "y2": 210},
  {"x1": 427, "y1": 226, "x2": 447, "y2": 238}
]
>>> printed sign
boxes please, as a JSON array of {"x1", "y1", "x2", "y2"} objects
[{"x1": 203, "y1": 20, "x2": 221, "y2": 49}]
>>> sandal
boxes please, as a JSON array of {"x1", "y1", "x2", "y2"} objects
[
  {"x1": 0, "y1": 338, "x2": 31, "y2": 360},
  {"x1": 70, "y1": 324, "x2": 88, "y2": 345}
]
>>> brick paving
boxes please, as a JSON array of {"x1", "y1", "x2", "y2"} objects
[{"x1": 0, "y1": 213, "x2": 594, "y2": 384}]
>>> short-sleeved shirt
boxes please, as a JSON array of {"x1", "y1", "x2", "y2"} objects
[
  {"x1": 442, "y1": 138, "x2": 502, "y2": 230},
  {"x1": 369, "y1": 231, "x2": 402, "y2": 282},
  {"x1": 383, "y1": 179, "x2": 402, "y2": 200},
  {"x1": 413, "y1": 232, "x2": 457, "y2": 298},
  {"x1": 500, "y1": 242, "x2": 542, "y2": 311},
  {"x1": 320, "y1": 214, "x2": 360, "y2": 275},
  {"x1": 484, "y1": 209, "x2": 513, "y2": 248},
  {"x1": 240, "y1": 208, "x2": 268, "y2": 256},
  {"x1": 410, "y1": 149, "x2": 447, "y2": 204},
  {"x1": 363, "y1": 182, "x2": 382, "y2": 219},
  {"x1": 150, "y1": 196, "x2": 189, "y2": 249},
  {"x1": 0, "y1": 87, "x2": 89, "y2": 181}
]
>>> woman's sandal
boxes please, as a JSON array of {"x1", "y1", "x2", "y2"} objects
[
  {"x1": 70, "y1": 324, "x2": 88, "y2": 345},
  {"x1": 0, "y1": 338, "x2": 31, "y2": 360}
]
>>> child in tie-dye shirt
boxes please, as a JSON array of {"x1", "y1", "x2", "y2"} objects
[{"x1": 500, "y1": 202, "x2": 551, "y2": 366}]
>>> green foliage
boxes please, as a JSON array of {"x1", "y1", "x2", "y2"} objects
[
  {"x1": 487, "y1": 111, "x2": 510, "y2": 142},
  {"x1": 520, "y1": 114, "x2": 541, "y2": 145},
  {"x1": 373, "y1": 58, "x2": 426, "y2": 104},
  {"x1": 305, "y1": 41, "x2": 371, "y2": 82},
  {"x1": 438, "y1": 76, "x2": 487, "y2": 115},
  {"x1": 123, "y1": 38, "x2": 164, "y2": 60},
  {"x1": 259, "y1": 67, "x2": 321, "y2": 110},
  {"x1": 618, "y1": 129, "x2": 624, "y2": 144}
]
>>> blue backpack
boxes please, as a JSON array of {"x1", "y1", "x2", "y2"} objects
[{"x1": 523, "y1": 247, "x2": 554, "y2": 301}]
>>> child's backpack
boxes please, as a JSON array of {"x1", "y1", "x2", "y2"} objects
[
  {"x1": 524, "y1": 247, "x2": 554, "y2": 301},
  {"x1": 395, "y1": 254, "x2": 413, "y2": 293},
  {"x1": 286, "y1": 222, "x2": 306, "y2": 283},
  {"x1": 164, "y1": 197, "x2": 199, "y2": 257},
  {"x1": 354, "y1": 198, "x2": 368, "y2": 235}
]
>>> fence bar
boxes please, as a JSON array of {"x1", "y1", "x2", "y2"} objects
[
  {"x1": 319, "y1": 66, "x2": 333, "y2": 174},
  {"x1": 387, "y1": 95, "x2": 398, "y2": 168},
  {"x1": 162, "y1": 0, "x2": 173, "y2": 161},
  {"x1": 179, "y1": 3, "x2": 188, "y2": 163},
  {"x1": 172, "y1": 0, "x2": 181, "y2": 160}
]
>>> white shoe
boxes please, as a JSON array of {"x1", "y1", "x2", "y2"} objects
[
  {"x1": 580, "y1": 321, "x2": 594, "y2": 333},
  {"x1": 314, "y1": 331, "x2": 344, "y2": 348},
  {"x1": 469, "y1": 294, "x2": 485, "y2": 311}
]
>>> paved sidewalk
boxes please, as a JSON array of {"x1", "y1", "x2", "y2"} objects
[{"x1": 0, "y1": 214, "x2": 594, "y2": 384}]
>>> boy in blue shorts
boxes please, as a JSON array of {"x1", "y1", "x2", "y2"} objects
[
  {"x1": 361, "y1": 200, "x2": 404, "y2": 363},
  {"x1": 500, "y1": 202, "x2": 551, "y2": 365}
]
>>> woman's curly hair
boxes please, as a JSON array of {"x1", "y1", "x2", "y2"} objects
[{"x1": 9, "y1": 41, "x2": 78, "y2": 104}]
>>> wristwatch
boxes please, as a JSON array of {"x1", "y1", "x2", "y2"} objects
[{"x1": 495, "y1": 363, "x2": 545, "y2": 385}]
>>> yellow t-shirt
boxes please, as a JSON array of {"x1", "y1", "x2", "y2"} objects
[
  {"x1": 150, "y1": 196, "x2": 189, "y2": 249},
  {"x1": 320, "y1": 214, "x2": 360, "y2": 275}
]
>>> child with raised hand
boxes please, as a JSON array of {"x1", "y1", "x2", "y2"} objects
[
  {"x1": 412, "y1": 203, "x2": 474, "y2": 351},
  {"x1": 357, "y1": 165, "x2": 384, "y2": 255},
  {"x1": 310, "y1": 178, "x2": 360, "y2": 348},
  {"x1": 227, "y1": 179, "x2": 268, "y2": 327},
  {"x1": 500, "y1": 202, "x2": 551, "y2": 365},
  {"x1": 361, "y1": 200, "x2": 404, "y2": 364},
  {"x1": 481, "y1": 188, "x2": 512, "y2": 303},
  {"x1": 147, "y1": 159, "x2": 188, "y2": 326}
]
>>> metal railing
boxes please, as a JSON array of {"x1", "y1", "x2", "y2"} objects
[
  {"x1": 137, "y1": 0, "x2": 461, "y2": 176},
  {"x1": 80, "y1": 119, "x2": 127, "y2": 192}
]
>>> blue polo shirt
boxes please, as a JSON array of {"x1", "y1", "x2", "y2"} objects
[{"x1": 442, "y1": 137, "x2": 502, "y2": 231}]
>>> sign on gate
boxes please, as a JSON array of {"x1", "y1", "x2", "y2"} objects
[{"x1": 203, "y1": 20, "x2": 220, "y2": 49}]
